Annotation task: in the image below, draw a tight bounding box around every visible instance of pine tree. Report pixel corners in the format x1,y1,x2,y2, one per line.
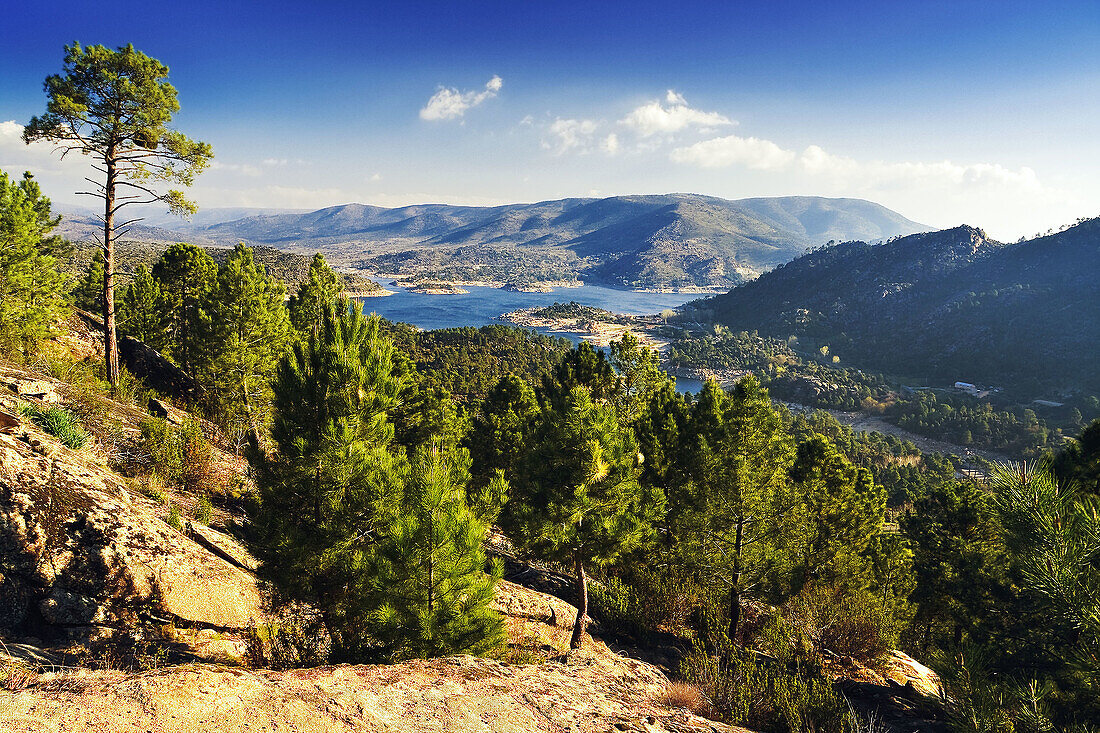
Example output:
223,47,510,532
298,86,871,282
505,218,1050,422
152,242,216,374
199,243,289,440
902,480,1008,651
509,384,663,648
681,377,797,639
608,331,671,425
248,298,407,659
118,264,170,352
789,434,886,592
468,374,540,487
0,170,69,359
288,252,342,337
366,439,504,660
71,252,105,312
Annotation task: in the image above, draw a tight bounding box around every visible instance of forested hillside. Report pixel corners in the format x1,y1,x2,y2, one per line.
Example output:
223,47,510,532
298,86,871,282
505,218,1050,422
693,219,1100,395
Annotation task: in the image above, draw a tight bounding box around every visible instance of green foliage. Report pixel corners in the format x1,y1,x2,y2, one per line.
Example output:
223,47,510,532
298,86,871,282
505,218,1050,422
386,324,572,401
20,402,89,449
165,503,183,531
70,252,105,312
365,440,504,661
192,496,214,524
508,361,664,647
196,243,289,433
783,582,894,661
681,621,850,732
23,42,213,216
902,480,1008,652
139,417,218,495
1053,419,1100,495
609,331,672,424
788,435,885,593
467,374,540,487
287,253,341,337
248,299,408,660
677,377,799,636
0,170,69,359
152,242,217,374
118,265,171,352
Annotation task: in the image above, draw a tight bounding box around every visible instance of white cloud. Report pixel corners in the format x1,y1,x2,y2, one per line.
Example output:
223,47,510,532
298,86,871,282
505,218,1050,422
601,133,620,155
261,157,288,167
797,144,1044,193
543,118,599,155
368,172,383,182
209,160,262,177
619,91,732,138
419,75,504,121
671,134,796,170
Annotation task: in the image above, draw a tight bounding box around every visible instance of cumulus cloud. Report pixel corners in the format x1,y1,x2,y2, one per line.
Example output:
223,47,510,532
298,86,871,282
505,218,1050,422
671,134,796,170
543,118,600,155
419,75,504,121
619,90,732,138
601,133,620,155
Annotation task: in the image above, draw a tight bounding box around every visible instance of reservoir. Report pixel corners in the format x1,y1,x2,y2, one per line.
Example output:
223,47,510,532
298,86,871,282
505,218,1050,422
356,279,707,393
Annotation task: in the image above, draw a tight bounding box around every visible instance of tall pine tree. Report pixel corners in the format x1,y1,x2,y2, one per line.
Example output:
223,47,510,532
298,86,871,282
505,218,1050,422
287,252,342,338
366,439,504,660
118,264,170,352
509,383,663,648
681,377,797,639
0,170,69,359
248,298,407,659
199,243,289,440
152,242,216,374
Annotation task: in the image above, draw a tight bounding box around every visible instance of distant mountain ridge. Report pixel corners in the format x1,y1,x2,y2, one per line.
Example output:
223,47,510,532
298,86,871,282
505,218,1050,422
58,195,927,289
694,219,1100,393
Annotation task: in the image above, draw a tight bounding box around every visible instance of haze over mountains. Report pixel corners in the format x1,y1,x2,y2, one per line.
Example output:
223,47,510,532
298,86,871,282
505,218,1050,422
693,218,1100,395
57,194,927,289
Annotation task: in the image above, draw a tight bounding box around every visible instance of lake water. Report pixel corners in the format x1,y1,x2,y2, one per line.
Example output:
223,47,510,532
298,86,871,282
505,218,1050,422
357,279,700,329
357,279,706,393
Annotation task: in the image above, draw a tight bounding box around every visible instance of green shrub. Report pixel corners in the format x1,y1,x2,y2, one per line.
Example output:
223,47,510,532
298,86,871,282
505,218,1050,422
680,619,851,733
590,570,701,639
140,417,222,496
192,496,214,524
20,402,90,449
165,504,183,531
784,582,894,662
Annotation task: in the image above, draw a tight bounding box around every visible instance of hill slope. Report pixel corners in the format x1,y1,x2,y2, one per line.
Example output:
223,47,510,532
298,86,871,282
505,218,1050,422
195,194,927,289
695,219,1100,394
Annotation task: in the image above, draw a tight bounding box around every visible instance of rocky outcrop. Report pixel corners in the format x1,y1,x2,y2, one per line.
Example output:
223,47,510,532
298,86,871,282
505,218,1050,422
0,422,262,642
0,650,744,733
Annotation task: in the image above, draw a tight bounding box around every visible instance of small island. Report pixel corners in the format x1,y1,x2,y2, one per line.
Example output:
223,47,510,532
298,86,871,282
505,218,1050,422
500,301,671,351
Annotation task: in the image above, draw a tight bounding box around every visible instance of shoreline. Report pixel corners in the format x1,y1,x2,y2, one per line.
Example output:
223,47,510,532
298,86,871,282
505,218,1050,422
351,269,726,295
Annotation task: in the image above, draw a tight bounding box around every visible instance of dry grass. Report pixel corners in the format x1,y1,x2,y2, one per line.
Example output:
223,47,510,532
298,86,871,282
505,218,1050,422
658,681,711,717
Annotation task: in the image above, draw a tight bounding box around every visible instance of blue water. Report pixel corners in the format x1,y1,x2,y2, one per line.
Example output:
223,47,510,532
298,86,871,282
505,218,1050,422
357,279,698,330
356,280,705,393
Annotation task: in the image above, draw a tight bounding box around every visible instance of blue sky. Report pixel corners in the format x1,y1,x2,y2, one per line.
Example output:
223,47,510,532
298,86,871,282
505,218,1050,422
2,0,1098,240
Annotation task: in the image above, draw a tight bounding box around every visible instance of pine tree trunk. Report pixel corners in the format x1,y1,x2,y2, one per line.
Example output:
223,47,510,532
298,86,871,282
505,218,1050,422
728,516,744,640
569,552,588,650
103,152,119,387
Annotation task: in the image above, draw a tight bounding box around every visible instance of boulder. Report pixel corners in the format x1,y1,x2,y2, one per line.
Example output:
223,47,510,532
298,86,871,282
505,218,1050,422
0,429,263,639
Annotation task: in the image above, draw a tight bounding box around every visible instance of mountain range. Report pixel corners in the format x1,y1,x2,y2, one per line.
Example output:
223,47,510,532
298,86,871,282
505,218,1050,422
692,218,1100,395
56,195,927,289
